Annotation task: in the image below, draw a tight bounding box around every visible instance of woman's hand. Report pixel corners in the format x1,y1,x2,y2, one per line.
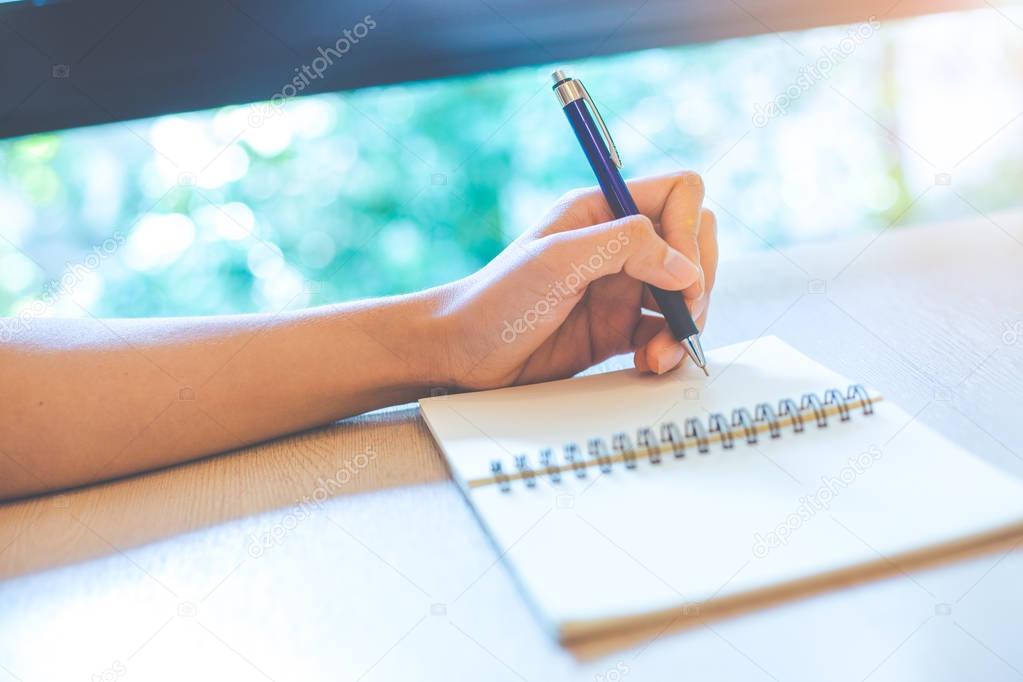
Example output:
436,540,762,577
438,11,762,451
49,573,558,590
0,170,716,497
435,171,718,390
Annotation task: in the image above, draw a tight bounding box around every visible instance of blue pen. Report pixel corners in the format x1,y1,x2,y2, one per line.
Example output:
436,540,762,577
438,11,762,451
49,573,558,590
551,69,708,374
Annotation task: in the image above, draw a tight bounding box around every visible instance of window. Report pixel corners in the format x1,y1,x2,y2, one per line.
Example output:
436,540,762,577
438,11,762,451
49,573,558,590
0,6,1020,321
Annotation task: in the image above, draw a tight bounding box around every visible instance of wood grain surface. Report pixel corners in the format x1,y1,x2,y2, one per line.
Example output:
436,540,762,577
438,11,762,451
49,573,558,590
1,209,1022,681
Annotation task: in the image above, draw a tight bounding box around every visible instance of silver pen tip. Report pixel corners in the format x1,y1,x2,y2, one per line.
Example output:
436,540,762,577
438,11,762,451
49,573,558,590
682,336,708,375
551,69,569,84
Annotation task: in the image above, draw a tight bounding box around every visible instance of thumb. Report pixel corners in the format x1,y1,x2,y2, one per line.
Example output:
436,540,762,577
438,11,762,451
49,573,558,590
537,214,701,293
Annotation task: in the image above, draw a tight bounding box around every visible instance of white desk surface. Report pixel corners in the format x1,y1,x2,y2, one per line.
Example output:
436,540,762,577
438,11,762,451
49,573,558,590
2,209,1022,681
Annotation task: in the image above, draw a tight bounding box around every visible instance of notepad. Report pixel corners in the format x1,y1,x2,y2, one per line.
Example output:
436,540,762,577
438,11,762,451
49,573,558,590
419,336,1023,642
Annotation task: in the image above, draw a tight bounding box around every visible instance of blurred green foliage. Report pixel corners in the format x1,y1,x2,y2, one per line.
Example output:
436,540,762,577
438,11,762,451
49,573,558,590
0,7,1021,319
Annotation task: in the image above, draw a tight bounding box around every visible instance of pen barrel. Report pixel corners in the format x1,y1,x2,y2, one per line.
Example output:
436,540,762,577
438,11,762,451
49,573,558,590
650,286,700,340
563,99,635,217
562,99,699,342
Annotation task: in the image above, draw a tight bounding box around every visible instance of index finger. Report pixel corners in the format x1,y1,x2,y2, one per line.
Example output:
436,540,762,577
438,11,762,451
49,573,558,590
563,171,705,229
648,173,705,299
543,172,707,297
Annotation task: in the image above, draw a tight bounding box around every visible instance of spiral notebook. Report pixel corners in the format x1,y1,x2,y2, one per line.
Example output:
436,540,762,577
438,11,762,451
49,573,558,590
420,336,1023,642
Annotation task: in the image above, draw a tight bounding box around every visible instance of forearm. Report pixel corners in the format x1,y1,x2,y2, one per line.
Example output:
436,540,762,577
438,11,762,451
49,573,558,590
0,172,716,500
0,290,449,499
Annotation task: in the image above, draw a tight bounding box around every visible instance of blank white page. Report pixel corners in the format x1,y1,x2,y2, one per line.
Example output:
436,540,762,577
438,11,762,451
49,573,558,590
420,336,1023,640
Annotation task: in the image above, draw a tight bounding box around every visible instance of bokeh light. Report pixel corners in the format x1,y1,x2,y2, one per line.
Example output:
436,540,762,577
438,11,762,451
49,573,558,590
0,7,1021,319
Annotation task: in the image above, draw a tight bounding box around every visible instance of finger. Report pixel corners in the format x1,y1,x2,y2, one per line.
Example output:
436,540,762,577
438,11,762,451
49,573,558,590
639,304,711,375
540,171,705,239
631,312,665,349
642,287,660,312
640,326,684,375
539,214,700,293
631,312,665,373
634,348,650,373
634,172,705,226
643,206,717,314
565,173,706,302
644,210,718,314
658,181,706,302
685,208,718,319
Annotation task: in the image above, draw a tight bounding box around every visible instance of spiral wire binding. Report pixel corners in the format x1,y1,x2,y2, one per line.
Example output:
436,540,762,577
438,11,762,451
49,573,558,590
477,384,878,492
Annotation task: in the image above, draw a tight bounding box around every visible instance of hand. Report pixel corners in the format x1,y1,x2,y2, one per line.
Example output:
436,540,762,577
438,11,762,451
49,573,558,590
435,171,718,390
0,171,716,497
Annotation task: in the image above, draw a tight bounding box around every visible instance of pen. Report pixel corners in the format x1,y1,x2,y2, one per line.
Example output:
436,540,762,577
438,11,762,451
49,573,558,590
551,69,708,375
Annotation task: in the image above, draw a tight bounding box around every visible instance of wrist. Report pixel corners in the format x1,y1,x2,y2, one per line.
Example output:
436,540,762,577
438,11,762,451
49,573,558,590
359,283,463,397
405,280,464,392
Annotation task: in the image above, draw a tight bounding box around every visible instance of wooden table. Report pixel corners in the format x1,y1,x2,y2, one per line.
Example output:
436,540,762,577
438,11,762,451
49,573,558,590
2,209,1022,681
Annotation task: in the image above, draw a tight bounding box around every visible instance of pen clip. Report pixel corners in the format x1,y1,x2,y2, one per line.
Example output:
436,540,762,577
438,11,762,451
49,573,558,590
577,81,622,169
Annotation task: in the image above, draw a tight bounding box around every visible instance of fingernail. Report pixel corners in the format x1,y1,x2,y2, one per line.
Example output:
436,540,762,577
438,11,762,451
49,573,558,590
663,249,699,287
653,344,685,374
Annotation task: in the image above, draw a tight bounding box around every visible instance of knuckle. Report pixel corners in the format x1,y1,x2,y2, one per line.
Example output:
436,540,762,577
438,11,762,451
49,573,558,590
554,189,582,207
624,214,656,244
557,186,600,210
538,230,570,258
533,232,572,272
